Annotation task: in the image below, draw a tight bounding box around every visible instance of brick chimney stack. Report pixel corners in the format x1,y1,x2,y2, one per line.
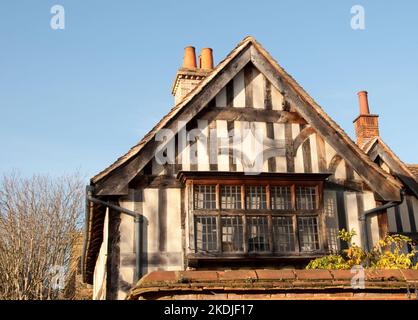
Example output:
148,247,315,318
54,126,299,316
353,91,379,146
172,46,213,104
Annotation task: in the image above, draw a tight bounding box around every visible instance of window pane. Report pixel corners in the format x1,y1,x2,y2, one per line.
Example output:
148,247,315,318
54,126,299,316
195,216,218,252
271,186,292,210
298,216,320,252
221,216,244,252
296,186,317,210
247,216,270,252
221,186,242,209
246,186,267,209
194,185,216,209
272,216,295,252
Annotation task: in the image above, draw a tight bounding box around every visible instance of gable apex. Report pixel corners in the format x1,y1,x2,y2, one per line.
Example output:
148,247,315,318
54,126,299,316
91,36,402,201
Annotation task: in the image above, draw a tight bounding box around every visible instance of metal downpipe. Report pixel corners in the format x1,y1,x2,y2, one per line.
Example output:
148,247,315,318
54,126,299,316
359,190,405,252
85,186,143,282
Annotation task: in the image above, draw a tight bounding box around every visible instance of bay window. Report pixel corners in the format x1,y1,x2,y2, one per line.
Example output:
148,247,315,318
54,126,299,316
179,172,329,259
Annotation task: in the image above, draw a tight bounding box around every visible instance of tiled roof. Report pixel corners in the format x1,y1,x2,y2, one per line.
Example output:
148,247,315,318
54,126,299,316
126,269,418,300
407,165,418,180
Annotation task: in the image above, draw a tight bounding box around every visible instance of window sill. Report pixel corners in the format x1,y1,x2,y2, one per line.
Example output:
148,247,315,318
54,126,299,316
187,252,324,260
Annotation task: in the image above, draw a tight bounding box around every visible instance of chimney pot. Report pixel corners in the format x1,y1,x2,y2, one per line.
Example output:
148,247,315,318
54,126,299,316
172,46,210,104
200,48,214,70
182,46,197,69
357,90,370,115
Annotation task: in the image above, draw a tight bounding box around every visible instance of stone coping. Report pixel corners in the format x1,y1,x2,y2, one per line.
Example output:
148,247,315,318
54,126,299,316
126,269,418,300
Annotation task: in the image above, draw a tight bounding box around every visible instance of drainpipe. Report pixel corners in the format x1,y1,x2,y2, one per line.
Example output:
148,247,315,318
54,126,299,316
86,186,144,282
81,186,92,283
359,189,405,252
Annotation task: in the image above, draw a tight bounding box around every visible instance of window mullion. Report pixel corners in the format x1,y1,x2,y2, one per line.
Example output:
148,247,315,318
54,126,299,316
319,212,326,252
242,215,248,254
241,184,247,253
266,185,271,210
268,214,273,253
191,181,195,210
216,184,220,210
293,214,300,254
217,213,222,253
291,184,296,210
241,185,245,209
316,184,321,210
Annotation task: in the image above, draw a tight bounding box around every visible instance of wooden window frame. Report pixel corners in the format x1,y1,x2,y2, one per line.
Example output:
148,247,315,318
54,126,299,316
184,173,328,258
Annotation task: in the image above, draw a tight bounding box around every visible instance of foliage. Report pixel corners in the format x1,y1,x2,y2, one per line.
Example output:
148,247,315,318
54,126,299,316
370,234,416,269
306,228,418,270
306,254,349,270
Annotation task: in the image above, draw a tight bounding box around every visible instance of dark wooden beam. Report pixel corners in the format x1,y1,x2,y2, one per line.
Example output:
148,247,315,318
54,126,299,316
177,171,332,185
198,107,306,124
293,126,315,152
328,154,343,175
316,134,326,172
244,63,253,108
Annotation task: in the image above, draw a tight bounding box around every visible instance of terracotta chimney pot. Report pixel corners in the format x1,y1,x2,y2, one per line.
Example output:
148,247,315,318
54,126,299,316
172,46,211,104
183,46,197,69
357,91,370,115
200,48,214,70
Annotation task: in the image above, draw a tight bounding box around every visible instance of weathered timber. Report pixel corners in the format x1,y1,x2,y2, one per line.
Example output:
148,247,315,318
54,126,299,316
264,78,272,110
198,107,306,124
300,124,313,173
266,122,276,172
316,134,327,172
293,126,315,152
244,63,253,108
328,154,343,175
284,123,295,172
227,120,236,172
367,142,418,199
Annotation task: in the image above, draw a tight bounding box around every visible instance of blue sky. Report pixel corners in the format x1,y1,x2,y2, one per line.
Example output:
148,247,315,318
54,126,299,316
1,0,417,179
